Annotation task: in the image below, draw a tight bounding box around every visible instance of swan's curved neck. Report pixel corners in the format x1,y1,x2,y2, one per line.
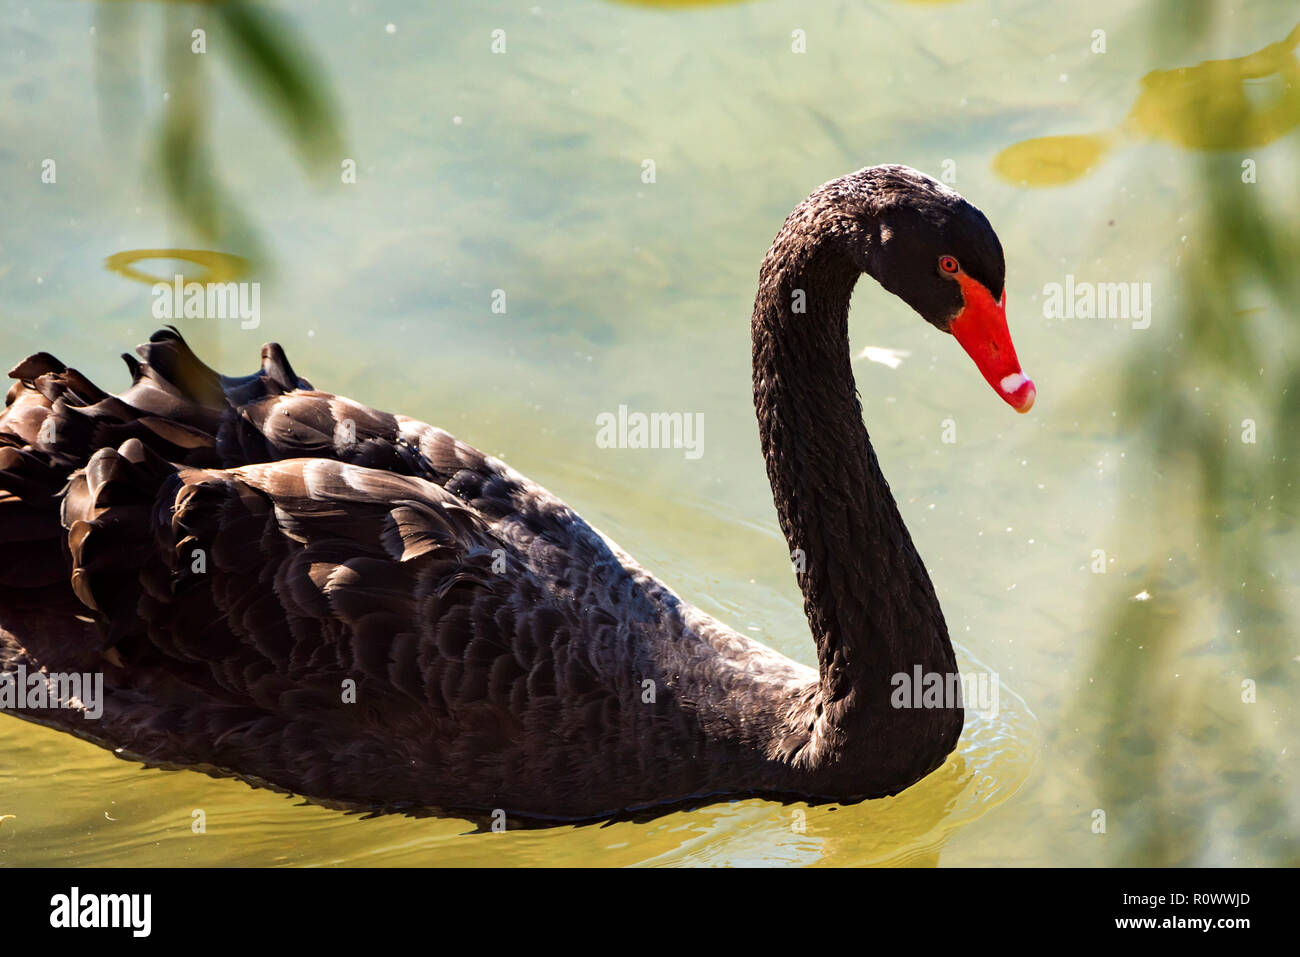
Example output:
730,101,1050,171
751,203,957,731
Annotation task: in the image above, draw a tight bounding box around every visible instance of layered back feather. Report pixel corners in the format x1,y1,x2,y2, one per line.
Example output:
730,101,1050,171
0,330,818,819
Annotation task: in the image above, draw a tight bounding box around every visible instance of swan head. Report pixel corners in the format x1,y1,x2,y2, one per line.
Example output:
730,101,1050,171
854,166,1035,413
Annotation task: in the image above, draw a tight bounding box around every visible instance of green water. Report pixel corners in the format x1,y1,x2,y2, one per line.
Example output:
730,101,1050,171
1,0,1297,866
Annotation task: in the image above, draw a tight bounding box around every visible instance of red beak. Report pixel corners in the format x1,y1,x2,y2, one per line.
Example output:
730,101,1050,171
949,275,1035,413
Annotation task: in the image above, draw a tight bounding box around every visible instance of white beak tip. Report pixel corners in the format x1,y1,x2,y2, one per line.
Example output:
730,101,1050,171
1000,372,1029,394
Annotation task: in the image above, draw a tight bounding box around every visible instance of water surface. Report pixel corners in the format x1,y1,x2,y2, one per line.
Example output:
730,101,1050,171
1,0,1296,866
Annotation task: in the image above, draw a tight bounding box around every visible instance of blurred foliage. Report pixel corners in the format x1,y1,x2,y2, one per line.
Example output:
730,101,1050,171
94,0,344,271
1071,3,1300,865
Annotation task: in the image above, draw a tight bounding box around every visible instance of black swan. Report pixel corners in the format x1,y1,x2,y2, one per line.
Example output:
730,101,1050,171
0,165,1033,821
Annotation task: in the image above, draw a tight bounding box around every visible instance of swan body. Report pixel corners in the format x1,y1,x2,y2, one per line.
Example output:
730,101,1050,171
0,166,1032,821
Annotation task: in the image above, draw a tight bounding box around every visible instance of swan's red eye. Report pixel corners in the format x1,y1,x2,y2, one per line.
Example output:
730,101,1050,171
939,256,959,274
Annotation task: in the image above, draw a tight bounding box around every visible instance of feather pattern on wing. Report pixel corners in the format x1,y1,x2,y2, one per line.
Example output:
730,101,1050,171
0,330,817,818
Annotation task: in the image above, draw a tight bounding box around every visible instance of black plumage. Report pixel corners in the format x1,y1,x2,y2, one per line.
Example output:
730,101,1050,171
0,166,1006,821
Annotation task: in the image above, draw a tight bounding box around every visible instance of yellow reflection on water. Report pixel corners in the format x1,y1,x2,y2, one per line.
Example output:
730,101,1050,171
995,22,1300,186
104,248,249,286
608,0,750,7
612,0,962,6
994,132,1117,186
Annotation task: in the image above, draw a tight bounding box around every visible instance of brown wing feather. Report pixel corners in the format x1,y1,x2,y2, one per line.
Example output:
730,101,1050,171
0,329,811,819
